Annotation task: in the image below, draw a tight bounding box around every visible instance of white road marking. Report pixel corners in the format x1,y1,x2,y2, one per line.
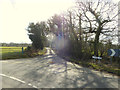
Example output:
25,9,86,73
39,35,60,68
45,48,50,55
45,48,56,55
13,62,22,64
51,49,55,54
0,61,8,63
9,76,25,84
0,73,37,88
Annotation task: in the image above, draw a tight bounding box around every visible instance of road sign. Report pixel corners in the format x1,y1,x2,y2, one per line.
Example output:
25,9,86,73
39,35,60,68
58,34,62,40
92,56,102,63
108,49,120,57
92,56,102,60
58,31,64,40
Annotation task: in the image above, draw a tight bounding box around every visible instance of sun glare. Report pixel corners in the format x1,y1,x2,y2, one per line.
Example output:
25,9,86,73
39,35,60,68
0,0,75,43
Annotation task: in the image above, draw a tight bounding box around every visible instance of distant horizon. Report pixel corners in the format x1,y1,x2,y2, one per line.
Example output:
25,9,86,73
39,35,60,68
0,42,32,44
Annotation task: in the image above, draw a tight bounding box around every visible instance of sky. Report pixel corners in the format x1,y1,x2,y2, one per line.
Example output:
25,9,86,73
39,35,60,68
0,0,119,43
0,0,75,43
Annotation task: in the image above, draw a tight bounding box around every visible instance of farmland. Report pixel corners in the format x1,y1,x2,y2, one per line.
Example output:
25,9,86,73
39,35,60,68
0,47,27,60
0,47,47,60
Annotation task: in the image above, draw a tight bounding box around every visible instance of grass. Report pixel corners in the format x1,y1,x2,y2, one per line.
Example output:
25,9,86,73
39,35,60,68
88,62,120,76
65,57,120,76
1,47,26,54
0,47,46,60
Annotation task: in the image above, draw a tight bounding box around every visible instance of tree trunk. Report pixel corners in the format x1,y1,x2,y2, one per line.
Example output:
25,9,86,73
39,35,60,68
94,26,101,56
79,14,82,41
78,14,82,52
69,12,78,43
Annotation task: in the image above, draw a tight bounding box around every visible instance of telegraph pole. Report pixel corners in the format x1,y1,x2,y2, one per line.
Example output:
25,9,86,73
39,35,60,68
118,2,120,45
62,15,64,49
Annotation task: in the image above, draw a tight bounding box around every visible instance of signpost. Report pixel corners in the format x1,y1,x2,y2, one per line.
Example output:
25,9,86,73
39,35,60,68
58,31,63,40
108,49,120,64
92,56,102,63
108,49,120,57
58,33,62,40
22,47,24,54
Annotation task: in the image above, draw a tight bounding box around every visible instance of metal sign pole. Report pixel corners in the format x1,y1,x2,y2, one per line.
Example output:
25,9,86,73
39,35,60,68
22,47,24,54
110,57,112,65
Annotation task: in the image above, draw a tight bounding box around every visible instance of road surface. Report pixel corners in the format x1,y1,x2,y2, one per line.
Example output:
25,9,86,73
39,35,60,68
0,48,120,88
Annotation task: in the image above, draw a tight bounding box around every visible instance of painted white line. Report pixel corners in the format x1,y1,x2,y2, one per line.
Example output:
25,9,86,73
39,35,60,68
0,61,8,63
0,74,37,88
51,49,55,55
33,85,37,88
9,76,25,83
45,48,50,55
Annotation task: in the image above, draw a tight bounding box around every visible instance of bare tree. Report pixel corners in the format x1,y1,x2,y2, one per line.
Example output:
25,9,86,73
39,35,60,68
76,0,118,56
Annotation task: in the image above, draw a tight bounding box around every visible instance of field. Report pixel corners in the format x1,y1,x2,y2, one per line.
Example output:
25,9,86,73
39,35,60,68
0,47,46,60
0,47,27,60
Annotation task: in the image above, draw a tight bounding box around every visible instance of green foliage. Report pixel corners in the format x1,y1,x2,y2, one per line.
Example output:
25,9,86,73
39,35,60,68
27,22,47,50
24,47,46,57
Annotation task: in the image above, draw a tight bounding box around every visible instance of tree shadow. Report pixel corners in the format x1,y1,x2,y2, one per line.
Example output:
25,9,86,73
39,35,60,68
61,62,119,88
3,48,119,88
22,55,119,88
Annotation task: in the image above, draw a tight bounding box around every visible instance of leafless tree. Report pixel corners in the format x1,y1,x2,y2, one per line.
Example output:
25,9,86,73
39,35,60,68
76,0,118,56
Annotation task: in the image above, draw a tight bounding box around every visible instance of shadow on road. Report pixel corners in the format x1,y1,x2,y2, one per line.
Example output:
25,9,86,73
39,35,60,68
22,51,119,88
2,48,119,88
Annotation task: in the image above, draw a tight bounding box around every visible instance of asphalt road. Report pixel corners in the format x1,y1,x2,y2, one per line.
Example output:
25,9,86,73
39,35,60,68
0,48,120,88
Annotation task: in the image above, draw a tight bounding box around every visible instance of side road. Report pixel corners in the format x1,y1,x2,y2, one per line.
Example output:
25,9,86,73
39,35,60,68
1,48,120,88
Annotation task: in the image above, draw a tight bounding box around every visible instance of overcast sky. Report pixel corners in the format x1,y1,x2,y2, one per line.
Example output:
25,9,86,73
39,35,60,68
0,0,119,43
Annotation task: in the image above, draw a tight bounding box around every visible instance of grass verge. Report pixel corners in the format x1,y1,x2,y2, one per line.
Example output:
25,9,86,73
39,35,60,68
69,58,120,76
